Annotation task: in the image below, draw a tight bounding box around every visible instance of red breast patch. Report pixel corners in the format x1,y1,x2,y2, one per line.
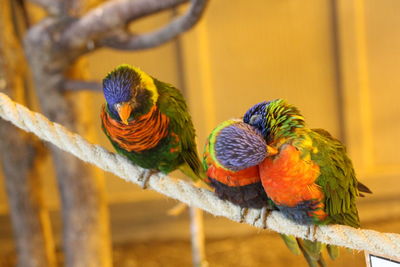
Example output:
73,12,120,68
101,105,169,152
259,145,324,207
206,165,260,187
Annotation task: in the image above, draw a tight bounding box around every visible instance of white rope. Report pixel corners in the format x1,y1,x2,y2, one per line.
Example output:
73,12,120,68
0,92,399,258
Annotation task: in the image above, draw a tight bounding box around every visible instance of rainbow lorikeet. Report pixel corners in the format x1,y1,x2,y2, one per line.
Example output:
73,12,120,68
202,118,331,266
243,99,372,266
202,119,276,208
101,64,204,186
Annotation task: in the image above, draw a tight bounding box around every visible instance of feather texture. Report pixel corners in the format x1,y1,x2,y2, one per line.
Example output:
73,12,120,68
244,99,370,227
101,65,203,179
203,119,271,207
243,99,371,266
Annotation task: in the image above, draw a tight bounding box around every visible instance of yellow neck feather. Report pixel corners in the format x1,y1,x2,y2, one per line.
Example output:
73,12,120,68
131,66,159,104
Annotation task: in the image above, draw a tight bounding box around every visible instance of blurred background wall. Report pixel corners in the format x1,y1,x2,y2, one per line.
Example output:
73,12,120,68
0,0,399,266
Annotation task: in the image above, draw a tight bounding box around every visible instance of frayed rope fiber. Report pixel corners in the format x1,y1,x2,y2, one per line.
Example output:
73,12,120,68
0,92,399,257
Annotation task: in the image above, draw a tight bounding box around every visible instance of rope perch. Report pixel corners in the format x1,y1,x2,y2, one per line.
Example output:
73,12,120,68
0,92,399,257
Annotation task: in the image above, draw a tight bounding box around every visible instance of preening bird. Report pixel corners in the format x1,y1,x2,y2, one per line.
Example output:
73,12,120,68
101,64,204,187
203,118,338,266
243,99,372,266
203,119,276,208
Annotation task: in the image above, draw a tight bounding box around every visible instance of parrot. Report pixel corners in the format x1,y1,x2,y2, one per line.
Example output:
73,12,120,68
243,99,372,266
202,118,333,266
202,119,276,208
101,64,204,186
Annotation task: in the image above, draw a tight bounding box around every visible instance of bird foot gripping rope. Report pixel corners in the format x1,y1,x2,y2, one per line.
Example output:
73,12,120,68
138,169,158,189
0,92,400,258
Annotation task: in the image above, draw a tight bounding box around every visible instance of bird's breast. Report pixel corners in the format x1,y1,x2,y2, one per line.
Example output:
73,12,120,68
259,145,323,207
206,165,260,187
101,105,170,152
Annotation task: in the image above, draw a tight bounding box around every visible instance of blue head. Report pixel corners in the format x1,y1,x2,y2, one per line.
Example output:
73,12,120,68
244,99,305,142
215,121,269,171
243,101,270,138
103,64,159,124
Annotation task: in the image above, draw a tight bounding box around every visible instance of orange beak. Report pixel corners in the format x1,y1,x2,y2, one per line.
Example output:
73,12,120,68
266,145,278,156
117,102,132,125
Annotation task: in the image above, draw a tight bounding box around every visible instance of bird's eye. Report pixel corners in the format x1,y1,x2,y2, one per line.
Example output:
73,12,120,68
114,103,121,111
249,114,261,125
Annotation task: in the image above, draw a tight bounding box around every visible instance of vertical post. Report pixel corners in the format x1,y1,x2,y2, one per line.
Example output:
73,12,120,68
189,206,207,267
0,1,56,266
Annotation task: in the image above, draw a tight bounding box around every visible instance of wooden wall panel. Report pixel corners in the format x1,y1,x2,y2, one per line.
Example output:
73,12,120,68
181,0,342,145
336,0,400,175
335,0,400,222
365,0,400,167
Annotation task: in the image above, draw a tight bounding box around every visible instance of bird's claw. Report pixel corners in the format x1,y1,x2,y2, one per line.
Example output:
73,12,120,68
306,225,318,241
239,207,248,223
138,169,158,189
261,206,269,229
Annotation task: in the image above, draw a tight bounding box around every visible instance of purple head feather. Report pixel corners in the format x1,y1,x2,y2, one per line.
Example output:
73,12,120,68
215,122,267,171
243,101,271,138
103,65,140,116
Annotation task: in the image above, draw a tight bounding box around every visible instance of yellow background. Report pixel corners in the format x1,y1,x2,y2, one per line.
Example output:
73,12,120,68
1,0,400,266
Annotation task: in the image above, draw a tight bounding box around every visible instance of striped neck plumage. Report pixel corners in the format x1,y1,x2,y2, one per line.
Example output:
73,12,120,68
101,105,169,152
128,65,159,105
264,99,305,142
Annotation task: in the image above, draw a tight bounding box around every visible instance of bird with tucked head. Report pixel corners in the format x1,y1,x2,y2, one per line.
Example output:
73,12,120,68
203,116,325,266
101,64,204,187
243,99,372,266
203,119,277,209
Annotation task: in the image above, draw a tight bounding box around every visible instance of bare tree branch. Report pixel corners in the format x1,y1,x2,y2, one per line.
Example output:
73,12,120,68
62,0,187,50
101,0,208,50
64,80,102,91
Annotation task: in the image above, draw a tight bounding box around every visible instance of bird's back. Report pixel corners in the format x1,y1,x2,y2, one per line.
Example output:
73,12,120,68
310,128,361,227
154,79,204,179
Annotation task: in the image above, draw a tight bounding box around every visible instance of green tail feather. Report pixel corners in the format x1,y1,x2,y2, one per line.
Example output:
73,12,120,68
280,234,301,255
179,162,206,181
327,244,340,260
300,239,322,259
280,234,332,267
297,239,325,267
317,256,327,267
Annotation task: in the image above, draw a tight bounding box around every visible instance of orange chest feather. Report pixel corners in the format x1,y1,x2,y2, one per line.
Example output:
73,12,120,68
101,105,170,152
259,145,323,207
206,165,260,187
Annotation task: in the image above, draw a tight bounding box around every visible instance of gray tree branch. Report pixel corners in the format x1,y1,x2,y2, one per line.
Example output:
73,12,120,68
62,0,187,50
101,0,208,50
64,80,102,91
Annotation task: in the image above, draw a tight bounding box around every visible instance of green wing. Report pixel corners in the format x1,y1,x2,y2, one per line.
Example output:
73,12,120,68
154,78,204,180
309,128,360,227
